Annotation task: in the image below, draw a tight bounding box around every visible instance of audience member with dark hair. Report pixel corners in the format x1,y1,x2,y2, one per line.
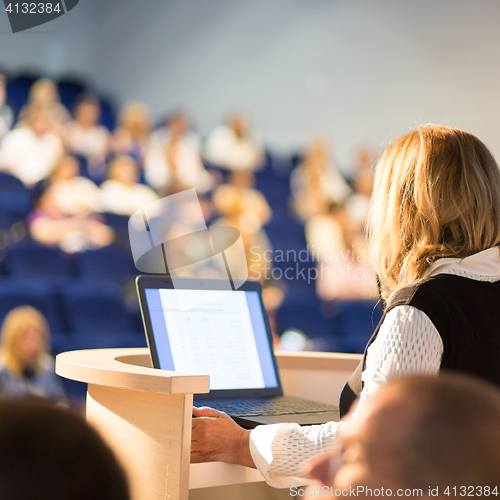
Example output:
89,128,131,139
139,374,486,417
145,126,213,193
204,111,264,172
65,95,111,173
0,306,65,401
306,374,500,497
0,398,130,500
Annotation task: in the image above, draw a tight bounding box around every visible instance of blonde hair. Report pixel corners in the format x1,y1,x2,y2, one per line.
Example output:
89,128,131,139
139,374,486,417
368,124,500,301
0,306,50,376
118,102,151,140
29,78,59,104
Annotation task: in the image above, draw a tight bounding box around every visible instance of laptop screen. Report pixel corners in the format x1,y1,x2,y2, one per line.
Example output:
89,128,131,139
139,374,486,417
144,288,279,391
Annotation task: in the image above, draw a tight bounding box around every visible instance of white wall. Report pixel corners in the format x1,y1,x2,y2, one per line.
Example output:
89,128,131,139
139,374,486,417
0,0,95,78
2,0,500,169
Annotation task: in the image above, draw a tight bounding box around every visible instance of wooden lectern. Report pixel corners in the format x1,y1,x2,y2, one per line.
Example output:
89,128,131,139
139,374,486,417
56,348,209,500
56,348,361,500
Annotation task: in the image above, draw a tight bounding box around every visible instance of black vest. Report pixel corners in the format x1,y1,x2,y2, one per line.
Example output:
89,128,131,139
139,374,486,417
339,274,500,417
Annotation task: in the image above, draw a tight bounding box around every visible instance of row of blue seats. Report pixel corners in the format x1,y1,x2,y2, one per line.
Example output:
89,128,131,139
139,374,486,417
0,269,379,351
0,240,136,285
0,278,142,334
275,296,382,354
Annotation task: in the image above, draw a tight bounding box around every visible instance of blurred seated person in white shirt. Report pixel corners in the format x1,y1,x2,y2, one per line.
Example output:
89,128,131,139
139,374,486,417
100,155,159,215
148,109,201,153
65,95,111,173
0,73,14,140
306,202,377,300
0,106,63,186
204,111,264,171
49,155,101,215
29,186,113,253
113,102,152,163
145,132,213,194
291,138,352,221
18,78,70,134
0,306,65,402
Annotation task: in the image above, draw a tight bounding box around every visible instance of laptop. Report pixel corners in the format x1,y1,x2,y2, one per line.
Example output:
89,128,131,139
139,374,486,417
136,275,340,429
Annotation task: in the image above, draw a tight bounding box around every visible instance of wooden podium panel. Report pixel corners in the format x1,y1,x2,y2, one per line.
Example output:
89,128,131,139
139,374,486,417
56,348,209,500
56,348,361,500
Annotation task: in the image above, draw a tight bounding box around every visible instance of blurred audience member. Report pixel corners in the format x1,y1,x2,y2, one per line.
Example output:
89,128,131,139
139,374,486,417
345,167,373,228
113,101,152,162
291,138,351,220
204,111,264,171
0,73,13,140
49,155,101,215
213,171,271,226
19,78,70,131
30,186,113,252
306,202,347,257
305,374,500,497
145,133,213,194
0,398,130,499
0,106,63,186
100,155,158,215
307,202,376,300
66,95,111,173
212,173,271,282
151,110,201,152
0,306,65,401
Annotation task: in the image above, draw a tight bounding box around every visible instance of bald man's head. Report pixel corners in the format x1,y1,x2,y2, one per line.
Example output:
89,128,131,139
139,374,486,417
385,375,500,489
307,374,500,496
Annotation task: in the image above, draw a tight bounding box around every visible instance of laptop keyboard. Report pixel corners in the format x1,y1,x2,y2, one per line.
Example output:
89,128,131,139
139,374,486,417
210,396,338,417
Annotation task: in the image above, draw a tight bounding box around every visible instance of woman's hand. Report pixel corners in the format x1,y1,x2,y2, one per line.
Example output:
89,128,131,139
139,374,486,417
191,407,255,468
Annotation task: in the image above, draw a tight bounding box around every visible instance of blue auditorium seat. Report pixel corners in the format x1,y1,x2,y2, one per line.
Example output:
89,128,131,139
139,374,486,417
275,302,341,351
255,175,290,207
62,281,132,334
100,212,130,233
0,279,65,332
75,245,136,285
5,73,39,115
99,96,117,131
267,152,295,178
336,300,383,353
0,212,25,232
0,172,32,216
57,78,87,111
5,240,73,279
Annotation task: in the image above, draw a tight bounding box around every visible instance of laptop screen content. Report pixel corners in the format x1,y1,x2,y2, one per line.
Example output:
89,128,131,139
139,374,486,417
144,288,279,391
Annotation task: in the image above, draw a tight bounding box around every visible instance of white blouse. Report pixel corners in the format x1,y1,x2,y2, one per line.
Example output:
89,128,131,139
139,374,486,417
249,247,500,487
